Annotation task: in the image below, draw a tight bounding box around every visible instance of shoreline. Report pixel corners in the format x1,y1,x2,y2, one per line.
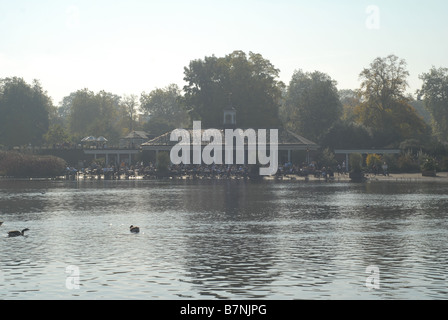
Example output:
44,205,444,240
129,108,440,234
264,172,448,182
1,172,447,183
363,172,448,182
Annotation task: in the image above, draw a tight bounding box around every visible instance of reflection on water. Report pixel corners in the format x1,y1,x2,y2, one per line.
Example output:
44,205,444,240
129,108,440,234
0,179,448,299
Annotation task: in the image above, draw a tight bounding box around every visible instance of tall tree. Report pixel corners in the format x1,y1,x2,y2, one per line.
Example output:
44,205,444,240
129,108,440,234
354,55,428,146
57,91,78,126
122,94,139,132
417,67,448,141
44,124,70,146
281,70,342,143
320,120,373,150
93,90,122,142
66,89,123,143
339,89,361,122
68,88,98,136
0,77,51,147
183,51,283,128
140,84,185,121
140,84,189,136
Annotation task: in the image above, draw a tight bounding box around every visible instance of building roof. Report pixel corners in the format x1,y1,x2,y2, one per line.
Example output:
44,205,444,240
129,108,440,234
121,131,150,140
278,129,318,146
141,127,318,151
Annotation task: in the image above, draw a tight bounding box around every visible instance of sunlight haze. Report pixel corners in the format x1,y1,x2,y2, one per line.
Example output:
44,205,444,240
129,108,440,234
1,0,447,104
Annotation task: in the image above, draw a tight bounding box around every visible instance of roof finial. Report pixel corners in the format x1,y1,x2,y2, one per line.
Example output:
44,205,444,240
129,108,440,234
223,93,236,128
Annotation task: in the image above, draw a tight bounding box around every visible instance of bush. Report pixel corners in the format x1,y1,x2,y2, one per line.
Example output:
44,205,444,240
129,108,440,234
439,156,448,171
382,154,398,172
349,153,363,173
397,151,420,172
317,148,338,169
0,151,6,175
421,156,437,172
156,152,170,175
0,151,66,178
366,154,382,169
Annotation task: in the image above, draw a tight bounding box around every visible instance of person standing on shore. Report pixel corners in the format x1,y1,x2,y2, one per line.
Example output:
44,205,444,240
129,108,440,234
382,162,388,176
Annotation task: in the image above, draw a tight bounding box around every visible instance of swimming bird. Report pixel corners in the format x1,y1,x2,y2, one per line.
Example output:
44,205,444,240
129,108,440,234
130,225,140,233
0,221,3,226
8,228,29,237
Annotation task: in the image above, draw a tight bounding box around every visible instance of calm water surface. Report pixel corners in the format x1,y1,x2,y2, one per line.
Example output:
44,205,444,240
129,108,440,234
0,178,447,299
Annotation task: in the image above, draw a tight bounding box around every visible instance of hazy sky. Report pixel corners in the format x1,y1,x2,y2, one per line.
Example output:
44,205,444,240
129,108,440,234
1,0,447,105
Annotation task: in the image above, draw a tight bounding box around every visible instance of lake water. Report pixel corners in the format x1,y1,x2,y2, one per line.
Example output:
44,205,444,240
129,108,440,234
0,178,447,300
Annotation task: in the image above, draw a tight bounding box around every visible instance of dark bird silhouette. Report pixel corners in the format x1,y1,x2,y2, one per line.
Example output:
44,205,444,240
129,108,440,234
8,228,29,237
130,225,140,233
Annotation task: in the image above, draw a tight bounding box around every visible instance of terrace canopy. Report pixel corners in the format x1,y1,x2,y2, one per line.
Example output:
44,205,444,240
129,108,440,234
81,136,97,142
119,131,151,149
141,127,319,165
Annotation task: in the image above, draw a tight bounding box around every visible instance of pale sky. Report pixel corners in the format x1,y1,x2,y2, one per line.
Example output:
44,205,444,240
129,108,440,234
1,0,447,105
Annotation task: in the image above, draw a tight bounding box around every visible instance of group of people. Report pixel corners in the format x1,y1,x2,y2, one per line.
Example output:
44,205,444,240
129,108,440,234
64,160,354,180
370,162,389,176
66,162,253,180
64,157,390,180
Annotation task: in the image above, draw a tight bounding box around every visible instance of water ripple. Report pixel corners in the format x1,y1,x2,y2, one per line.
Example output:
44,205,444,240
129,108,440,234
1,180,448,299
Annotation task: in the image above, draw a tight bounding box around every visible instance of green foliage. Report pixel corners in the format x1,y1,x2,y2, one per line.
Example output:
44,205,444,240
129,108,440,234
399,139,427,154
156,152,170,173
0,77,51,147
409,99,432,125
418,67,448,142
359,55,409,102
366,154,382,168
282,70,342,143
339,89,361,123
320,120,373,149
382,154,398,172
183,50,283,128
349,153,363,173
0,151,66,177
143,116,178,137
44,124,70,146
66,89,123,144
140,84,189,135
356,99,429,147
397,151,420,172
439,156,448,171
121,94,139,132
354,55,430,147
420,155,437,172
2,51,446,163
316,148,338,168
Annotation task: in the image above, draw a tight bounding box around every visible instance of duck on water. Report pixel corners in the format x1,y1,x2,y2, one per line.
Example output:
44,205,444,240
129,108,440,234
8,228,29,237
130,225,140,233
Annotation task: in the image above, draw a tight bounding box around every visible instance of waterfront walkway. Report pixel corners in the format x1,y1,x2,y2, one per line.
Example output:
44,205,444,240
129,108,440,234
68,170,448,182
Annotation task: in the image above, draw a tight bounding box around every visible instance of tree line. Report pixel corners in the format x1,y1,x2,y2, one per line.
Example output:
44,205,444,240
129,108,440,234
1,51,447,161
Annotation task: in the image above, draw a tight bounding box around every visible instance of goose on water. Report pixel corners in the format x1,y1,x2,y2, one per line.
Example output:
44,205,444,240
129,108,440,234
130,225,140,233
8,228,29,237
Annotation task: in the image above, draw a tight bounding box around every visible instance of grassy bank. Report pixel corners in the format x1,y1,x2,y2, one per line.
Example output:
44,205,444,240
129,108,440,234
0,151,66,178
